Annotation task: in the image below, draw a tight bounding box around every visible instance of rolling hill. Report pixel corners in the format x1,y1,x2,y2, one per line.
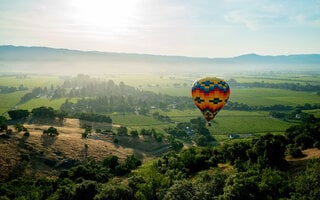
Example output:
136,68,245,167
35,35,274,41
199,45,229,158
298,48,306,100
1,45,319,75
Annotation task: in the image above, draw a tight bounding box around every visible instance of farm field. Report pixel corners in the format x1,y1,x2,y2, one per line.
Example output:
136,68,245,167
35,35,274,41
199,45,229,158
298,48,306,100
18,98,78,111
109,74,320,106
231,88,320,106
0,91,26,114
0,75,63,88
234,75,320,85
156,109,296,140
1,74,319,144
110,109,297,143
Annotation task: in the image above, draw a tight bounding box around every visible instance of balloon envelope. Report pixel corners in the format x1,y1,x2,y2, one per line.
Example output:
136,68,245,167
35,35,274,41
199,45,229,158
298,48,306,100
191,77,230,123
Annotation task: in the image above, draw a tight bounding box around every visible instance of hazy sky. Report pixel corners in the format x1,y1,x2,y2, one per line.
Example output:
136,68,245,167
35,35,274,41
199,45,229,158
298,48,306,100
1,0,319,57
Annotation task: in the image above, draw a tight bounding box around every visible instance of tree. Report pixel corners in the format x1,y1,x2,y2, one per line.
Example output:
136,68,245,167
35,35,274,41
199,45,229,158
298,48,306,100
0,116,8,132
193,170,227,199
247,133,287,169
194,134,209,146
117,126,128,136
259,168,289,200
291,159,320,199
32,106,55,120
124,155,142,170
163,180,195,200
14,123,26,132
94,181,134,200
74,180,98,200
170,139,183,151
130,130,139,137
43,126,59,136
103,156,119,171
8,109,29,120
222,171,260,200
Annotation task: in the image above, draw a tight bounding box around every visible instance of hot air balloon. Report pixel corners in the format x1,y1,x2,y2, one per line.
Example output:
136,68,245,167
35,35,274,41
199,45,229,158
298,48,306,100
191,77,230,126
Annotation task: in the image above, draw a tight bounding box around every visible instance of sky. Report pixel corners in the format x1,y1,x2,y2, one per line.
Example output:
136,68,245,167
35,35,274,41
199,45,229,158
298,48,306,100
0,0,320,58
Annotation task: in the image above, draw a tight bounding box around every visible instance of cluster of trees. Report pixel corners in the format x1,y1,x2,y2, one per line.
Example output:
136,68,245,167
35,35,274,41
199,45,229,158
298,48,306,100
225,101,320,112
111,117,213,148
129,121,319,199
7,107,66,124
165,117,216,146
228,78,320,92
19,86,54,104
152,112,172,122
0,155,141,200
2,120,319,199
78,113,112,123
60,93,191,115
270,110,318,123
286,122,320,154
115,127,165,143
0,84,27,94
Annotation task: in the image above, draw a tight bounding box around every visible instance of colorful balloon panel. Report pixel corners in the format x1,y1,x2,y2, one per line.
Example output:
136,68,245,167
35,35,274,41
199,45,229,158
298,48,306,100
191,77,230,122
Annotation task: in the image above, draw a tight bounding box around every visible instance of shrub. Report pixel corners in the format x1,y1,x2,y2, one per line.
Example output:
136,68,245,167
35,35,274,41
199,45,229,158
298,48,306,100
43,126,59,137
23,132,30,137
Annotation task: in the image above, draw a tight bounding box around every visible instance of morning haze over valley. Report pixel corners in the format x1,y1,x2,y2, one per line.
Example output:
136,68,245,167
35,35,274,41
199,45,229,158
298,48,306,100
0,0,320,199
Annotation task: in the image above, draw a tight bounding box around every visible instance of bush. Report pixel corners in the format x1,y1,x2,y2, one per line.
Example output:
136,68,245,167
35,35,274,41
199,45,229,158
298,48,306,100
82,132,88,138
43,126,59,137
14,124,25,132
23,132,30,137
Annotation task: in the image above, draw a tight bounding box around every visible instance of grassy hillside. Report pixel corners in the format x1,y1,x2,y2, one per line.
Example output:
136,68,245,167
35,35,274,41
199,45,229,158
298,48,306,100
0,118,171,181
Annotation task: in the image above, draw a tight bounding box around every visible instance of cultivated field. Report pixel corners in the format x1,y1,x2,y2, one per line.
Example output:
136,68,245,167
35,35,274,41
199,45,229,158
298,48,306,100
1,73,319,143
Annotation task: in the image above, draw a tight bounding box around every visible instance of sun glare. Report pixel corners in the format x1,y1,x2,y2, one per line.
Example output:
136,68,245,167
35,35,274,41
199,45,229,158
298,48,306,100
69,0,139,29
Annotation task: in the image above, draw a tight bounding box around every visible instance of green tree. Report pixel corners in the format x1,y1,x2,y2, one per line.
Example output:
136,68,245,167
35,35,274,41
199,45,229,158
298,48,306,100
32,106,55,120
124,155,142,170
290,159,320,199
130,130,139,137
94,181,134,200
193,170,227,199
194,134,209,146
43,126,59,136
247,133,287,169
163,180,195,200
117,126,128,136
170,139,183,151
0,116,8,132
14,123,25,132
222,171,260,200
74,180,98,200
258,169,289,200
8,109,29,120
102,155,119,171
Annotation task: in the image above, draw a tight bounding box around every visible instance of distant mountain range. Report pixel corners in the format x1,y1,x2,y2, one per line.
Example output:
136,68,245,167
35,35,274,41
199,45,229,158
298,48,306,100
0,45,319,75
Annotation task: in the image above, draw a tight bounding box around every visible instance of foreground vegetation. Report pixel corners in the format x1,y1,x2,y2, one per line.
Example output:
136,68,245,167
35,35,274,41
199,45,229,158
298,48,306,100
0,119,319,199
